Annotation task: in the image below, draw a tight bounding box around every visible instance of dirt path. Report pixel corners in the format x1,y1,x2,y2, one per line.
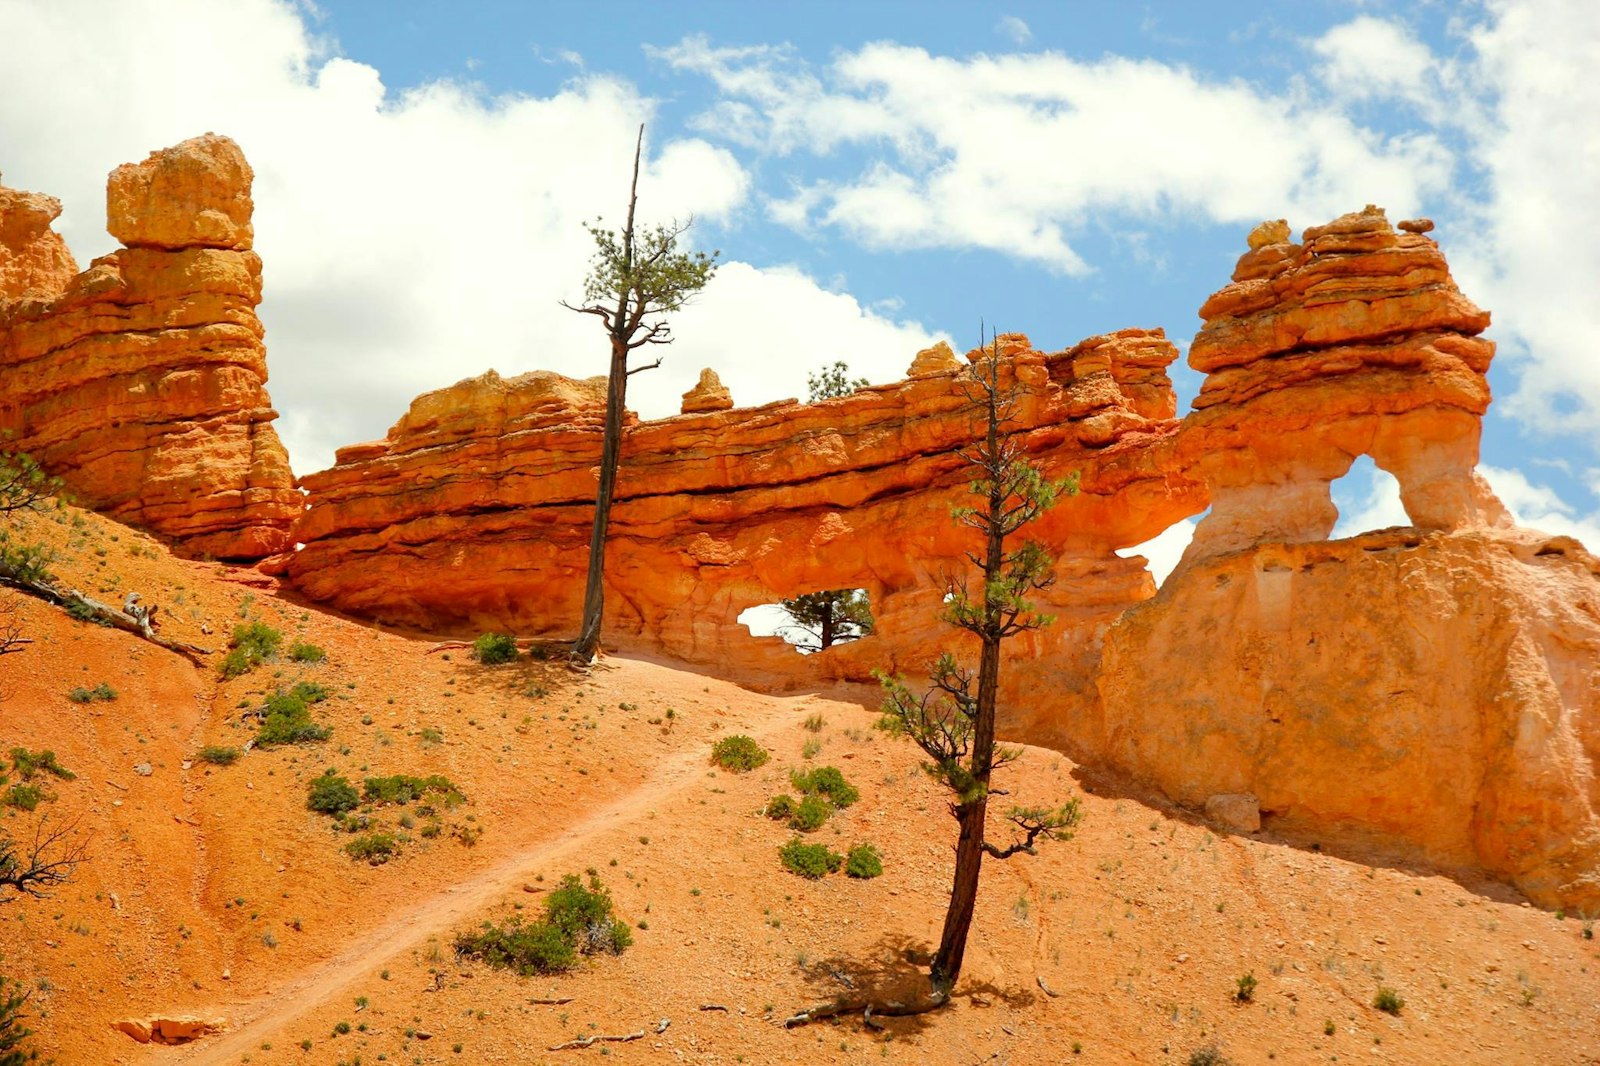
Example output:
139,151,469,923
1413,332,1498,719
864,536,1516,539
170,711,798,1065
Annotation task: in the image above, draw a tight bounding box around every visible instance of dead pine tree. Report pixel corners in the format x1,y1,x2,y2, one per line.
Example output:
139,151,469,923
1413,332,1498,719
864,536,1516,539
787,332,1083,1026
563,124,718,665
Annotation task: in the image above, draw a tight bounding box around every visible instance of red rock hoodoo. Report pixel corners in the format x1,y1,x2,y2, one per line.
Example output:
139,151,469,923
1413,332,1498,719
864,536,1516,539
0,135,297,559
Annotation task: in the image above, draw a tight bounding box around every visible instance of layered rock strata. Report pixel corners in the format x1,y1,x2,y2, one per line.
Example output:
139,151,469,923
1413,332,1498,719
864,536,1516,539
286,328,1203,716
1178,206,1509,567
0,135,297,558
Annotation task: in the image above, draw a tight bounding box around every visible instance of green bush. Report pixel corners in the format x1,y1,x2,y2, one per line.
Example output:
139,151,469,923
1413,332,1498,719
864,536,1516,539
363,774,464,807
307,772,360,815
197,746,241,766
1,784,45,812
790,765,859,807
710,735,768,773
288,642,326,663
1187,1046,1233,1066
66,682,116,704
545,874,632,955
779,837,843,879
221,621,284,678
1373,986,1404,1015
456,873,631,976
763,794,796,821
1235,972,1257,1003
344,831,401,865
8,748,74,781
455,917,576,976
472,632,518,665
845,842,883,879
1,974,41,1066
789,794,831,832
256,683,332,747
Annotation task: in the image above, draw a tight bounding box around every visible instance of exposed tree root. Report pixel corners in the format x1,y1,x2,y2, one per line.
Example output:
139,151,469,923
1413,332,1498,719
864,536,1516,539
548,1018,668,1050
781,990,948,1029
0,570,211,663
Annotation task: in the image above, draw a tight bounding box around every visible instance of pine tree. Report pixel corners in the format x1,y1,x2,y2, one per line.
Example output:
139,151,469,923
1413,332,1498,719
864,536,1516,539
564,126,718,664
877,333,1083,1002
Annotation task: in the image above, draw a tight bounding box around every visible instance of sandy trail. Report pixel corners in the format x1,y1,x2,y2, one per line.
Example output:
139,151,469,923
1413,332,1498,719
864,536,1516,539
171,708,799,1065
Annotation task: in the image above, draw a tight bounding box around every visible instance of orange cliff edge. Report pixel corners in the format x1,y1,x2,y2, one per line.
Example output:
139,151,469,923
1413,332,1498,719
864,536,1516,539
0,134,298,560
2,136,1596,910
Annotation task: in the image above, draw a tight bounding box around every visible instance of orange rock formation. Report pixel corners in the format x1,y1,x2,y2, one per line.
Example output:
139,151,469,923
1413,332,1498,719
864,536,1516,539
282,206,1600,909
285,328,1201,695
0,135,297,559
681,367,734,413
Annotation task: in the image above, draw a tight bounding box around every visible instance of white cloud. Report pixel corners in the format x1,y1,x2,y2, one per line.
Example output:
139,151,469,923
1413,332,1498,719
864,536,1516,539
1482,465,1600,549
1312,15,1444,110
0,0,936,474
657,37,1457,272
1450,0,1600,456
996,15,1033,46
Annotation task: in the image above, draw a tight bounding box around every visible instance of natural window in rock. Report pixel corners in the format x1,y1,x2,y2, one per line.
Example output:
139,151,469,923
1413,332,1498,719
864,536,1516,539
1331,455,1407,538
738,588,874,654
1116,512,1204,591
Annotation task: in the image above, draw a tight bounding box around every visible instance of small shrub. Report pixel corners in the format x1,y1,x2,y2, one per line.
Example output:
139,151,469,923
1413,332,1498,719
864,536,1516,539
288,642,326,663
419,727,443,747
845,842,883,879
455,918,575,976
1235,972,1257,1003
8,748,74,781
256,684,331,747
1372,986,1404,1015
66,682,116,704
763,794,797,821
779,837,842,879
1,975,42,1066
1187,1046,1233,1066
198,745,241,766
344,831,401,865
456,873,631,975
308,772,360,815
472,632,518,665
364,774,465,807
802,712,826,733
789,794,831,832
221,621,284,678
545,874,631,955
789,765,859,807
2,783,46,812
710,734,768,773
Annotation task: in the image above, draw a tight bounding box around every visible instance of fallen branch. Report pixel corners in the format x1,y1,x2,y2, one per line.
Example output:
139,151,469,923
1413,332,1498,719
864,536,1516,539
549,1019,667,1051
698,1004,729,1012
782,990,947,1029
1036,975,1060,998
529,997,574,1006
0,569,211,664
426,637,573,656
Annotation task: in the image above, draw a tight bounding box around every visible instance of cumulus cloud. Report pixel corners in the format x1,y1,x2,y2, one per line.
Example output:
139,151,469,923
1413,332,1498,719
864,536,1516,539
0,0,936,472
655,35,1456,272
1482,465,1600,550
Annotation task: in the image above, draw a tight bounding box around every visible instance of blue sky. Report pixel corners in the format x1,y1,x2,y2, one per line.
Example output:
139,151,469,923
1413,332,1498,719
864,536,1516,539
2,0,1598,576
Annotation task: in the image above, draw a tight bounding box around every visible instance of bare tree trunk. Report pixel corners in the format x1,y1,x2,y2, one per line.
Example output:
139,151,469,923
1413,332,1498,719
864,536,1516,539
572,126,644,665
572,338,629,663
819,600,835,650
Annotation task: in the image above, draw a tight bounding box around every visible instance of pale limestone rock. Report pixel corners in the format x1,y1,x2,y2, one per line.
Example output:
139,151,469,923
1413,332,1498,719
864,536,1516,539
681,367,733,414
